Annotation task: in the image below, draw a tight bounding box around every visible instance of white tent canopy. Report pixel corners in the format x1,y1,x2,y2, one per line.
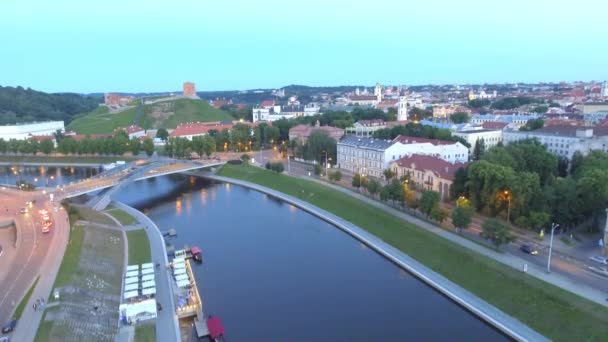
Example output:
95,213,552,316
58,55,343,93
126,270,139,278
141,274,155,282
142,280,156,289
173,268,186,276
141,268,154,275
123,290,139,300
176,279,190,288
175,274,189,282
125,277,139,285
142,287,156,296
141,263,154,269
124,283,139,292
126,265,139,271
119,299,157,323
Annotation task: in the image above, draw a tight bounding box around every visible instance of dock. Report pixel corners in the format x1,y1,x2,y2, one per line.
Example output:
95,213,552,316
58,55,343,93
162,228,177,237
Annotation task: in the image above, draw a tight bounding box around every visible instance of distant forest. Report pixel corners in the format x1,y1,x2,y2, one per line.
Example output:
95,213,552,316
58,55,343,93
0,86,101,125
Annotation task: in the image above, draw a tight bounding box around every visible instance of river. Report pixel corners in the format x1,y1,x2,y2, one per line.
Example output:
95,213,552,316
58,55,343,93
113,174,508,341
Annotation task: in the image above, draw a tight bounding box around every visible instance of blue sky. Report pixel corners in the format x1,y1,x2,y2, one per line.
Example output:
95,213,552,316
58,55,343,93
0,0,606,93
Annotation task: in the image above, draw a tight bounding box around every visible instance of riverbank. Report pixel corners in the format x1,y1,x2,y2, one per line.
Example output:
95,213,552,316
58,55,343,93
0,155,137,166
215,163,608,341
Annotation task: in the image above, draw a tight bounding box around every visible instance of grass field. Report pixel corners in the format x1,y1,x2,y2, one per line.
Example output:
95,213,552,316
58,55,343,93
0,155,137,164
75,206,117,226
107,208,137,226
13,276,39,320
217,163,608,341
139,98,233,129
67,105,138,134
126,229,152,265
52,224,85,289
134,324,156,342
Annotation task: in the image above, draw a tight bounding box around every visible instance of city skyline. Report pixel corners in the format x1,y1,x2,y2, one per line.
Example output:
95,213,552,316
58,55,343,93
1,0,607,93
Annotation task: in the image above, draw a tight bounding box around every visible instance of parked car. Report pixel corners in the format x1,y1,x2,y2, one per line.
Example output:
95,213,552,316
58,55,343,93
589,256,608,265
520,244,538,255
1,320,16,334
588,266,608,278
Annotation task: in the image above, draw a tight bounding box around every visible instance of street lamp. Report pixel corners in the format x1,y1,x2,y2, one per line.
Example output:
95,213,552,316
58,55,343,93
547,222,559,273
503,190,511,223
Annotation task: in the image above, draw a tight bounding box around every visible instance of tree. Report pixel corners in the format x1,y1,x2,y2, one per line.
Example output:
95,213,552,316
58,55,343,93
473,138,485,160
449,167,468,200
328,170,342,182
557,156,569,177
481,218,514,249
532,105,548,114
570,151,584,176
156,128,169,141
39,139,54,155
201,135,216,157
520,118,544,131
366,179,382,198
450,112,469,124
142,138,154,157
419,191,440,217
430,206,450,223
528,211,551,232
383,169,396,184
352,172,362,189
452,205,473,232
129,137,141,155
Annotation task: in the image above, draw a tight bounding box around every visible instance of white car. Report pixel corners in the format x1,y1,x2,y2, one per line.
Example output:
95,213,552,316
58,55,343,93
589,256,608,265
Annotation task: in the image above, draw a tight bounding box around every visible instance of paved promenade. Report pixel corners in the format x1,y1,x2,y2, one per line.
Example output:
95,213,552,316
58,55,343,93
113,201,180,342
203,174,548,342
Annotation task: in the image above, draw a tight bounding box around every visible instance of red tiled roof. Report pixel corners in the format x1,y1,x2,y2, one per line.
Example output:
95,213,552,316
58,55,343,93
260,100,275,107
70,134,112,141
114,125,144,135
393,154,467,180
481,122,508,130
393,135,456,146
170,121,264,137
289,124,344,139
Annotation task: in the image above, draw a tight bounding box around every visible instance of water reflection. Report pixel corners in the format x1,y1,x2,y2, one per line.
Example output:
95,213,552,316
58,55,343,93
0,165,99,187
113,175,508,342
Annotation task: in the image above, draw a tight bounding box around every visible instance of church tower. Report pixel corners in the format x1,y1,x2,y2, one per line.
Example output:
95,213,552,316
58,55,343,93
374,82,382,102
602,81,608,97
398,95,408,121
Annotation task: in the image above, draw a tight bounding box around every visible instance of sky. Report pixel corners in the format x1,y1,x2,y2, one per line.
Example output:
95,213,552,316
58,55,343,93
0,0,607,93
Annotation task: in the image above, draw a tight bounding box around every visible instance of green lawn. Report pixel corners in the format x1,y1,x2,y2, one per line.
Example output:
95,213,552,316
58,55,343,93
218,164,608,341
52,224,85,290
67,105,138,134
75,206,117,226
134,324,156,342
107,208,137,226
126,229,152,265
0,155,137,164
139,98,233,129
13,276,39,320
34,306,60,342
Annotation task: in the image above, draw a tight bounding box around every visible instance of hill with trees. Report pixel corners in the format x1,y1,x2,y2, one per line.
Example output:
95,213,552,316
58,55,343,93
68,98,234,134
0,85,101,124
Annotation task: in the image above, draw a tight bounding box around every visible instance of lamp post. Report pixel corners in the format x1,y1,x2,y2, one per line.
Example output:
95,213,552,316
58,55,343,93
504,190,511,223
547,222,560,273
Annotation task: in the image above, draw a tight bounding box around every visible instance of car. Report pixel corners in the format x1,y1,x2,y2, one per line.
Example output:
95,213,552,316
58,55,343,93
520,244,539,255
19,208,27,214
589,256,608,265
39,209,48,215
41,215,50,221
1,320,16,334
588,266,608,278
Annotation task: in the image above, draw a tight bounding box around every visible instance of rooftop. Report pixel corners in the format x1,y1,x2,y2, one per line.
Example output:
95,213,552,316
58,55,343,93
338,135,395,150
393,135,458,146
392,154,467,180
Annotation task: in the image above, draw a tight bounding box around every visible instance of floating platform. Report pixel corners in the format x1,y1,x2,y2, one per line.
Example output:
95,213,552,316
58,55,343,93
162,228,177,237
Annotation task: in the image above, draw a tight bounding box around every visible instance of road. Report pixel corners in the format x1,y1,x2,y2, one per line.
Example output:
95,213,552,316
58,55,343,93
250,150,608,295
0,186,68,330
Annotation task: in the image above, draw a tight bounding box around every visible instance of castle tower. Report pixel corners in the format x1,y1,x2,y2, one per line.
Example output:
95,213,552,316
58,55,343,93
183,82,196,97
398,95,408,121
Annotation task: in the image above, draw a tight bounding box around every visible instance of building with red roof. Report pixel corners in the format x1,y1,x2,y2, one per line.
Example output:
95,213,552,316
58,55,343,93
389,154,468,200
113,125,146,139
289,123,344,144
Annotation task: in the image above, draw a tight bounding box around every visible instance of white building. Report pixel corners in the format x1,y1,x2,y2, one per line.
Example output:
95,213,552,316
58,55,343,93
0,121,64,140
470,113,539,129
468,90,497,101
602,81,608,98
252,102,320,123
345,120,387,138
503,126,608,160
453,129,503,154
337,135,469,178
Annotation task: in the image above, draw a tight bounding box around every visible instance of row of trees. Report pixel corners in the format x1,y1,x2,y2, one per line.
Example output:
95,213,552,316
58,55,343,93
0,132,155,157
164,135,216,158
452,139,608,232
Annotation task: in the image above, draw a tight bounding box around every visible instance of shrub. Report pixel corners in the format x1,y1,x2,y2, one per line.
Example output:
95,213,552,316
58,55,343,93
240,154,251,162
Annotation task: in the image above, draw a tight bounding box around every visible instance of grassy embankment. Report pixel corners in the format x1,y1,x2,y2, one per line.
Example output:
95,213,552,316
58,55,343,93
217,163,608,341
68,98,233,134
67,106,138,134
12,276,40,320
126,229,152,265
107,208,138,226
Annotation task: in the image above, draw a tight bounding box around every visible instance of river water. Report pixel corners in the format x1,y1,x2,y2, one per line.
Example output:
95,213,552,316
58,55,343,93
112,174,508,341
